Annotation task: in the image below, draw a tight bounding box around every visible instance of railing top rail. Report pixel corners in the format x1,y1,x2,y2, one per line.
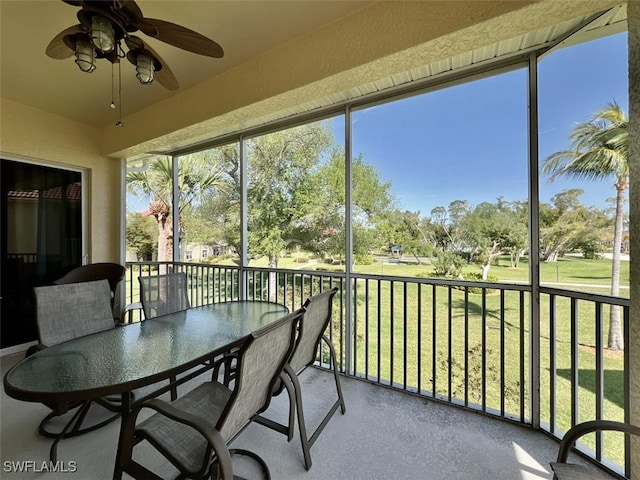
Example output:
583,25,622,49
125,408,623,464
540,286,630,307
352,272,533,292
243,266,346,279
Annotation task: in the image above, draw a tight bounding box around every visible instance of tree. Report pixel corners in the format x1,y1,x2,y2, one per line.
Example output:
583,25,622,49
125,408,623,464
126,212,156,260
312,152,394,263
539,189,592,262
430,200,471,252
541,101,628,350
384,210,434,264
246,123,333,268
500,199,528,268
462,202,514,280
127,154,228,263
193,129,394,274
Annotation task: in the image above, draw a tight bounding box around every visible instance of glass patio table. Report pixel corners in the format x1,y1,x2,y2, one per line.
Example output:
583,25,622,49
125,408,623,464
3,300,289,479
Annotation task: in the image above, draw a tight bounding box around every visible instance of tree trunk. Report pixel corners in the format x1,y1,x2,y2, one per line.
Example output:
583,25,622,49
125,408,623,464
481,263,491,280
156,213,172,274
607,180,626,350
546,251,559,262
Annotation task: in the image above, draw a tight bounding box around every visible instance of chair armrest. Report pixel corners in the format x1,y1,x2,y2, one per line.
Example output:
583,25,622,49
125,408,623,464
122,302,143,324
25,344,46,357
557,420,640,463
212,353,239,386
135,398,234,480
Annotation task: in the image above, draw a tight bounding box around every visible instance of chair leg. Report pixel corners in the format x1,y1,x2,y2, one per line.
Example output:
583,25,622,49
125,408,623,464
170,375,177,401
324,335,346,415
48,401,92,462
283,365,313,470
226,449,271,480
282,372,297,442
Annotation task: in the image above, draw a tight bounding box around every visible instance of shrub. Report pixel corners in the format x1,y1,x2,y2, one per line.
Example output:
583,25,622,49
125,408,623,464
579,242,604,260
432,251,466,277
354,254,374,265
461,272,499,294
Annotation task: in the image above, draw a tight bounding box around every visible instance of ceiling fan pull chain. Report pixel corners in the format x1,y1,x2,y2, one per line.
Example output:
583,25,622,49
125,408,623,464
110,61,116,110
116,58,123,127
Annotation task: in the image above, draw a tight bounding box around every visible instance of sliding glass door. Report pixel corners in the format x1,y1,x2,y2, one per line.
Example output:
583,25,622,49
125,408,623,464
0,159,83,349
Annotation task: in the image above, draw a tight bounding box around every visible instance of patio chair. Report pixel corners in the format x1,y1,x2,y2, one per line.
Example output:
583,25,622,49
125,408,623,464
138,272,190,320
550,420,640,480
116,308,305,480
138,272,191,400
53,262,126,323
254,287,346,470
30,279,123,462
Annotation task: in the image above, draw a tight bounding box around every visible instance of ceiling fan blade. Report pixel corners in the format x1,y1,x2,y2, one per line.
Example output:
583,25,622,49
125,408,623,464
46,24,83,59
112,0,144,32
61,0,84,5
125,36,179,90
139,18,224,58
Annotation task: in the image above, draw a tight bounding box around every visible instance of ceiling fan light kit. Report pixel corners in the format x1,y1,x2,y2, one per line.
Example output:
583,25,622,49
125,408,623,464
132,52,154,84
90,14,116,53
74,36,97,72
46,0,225,123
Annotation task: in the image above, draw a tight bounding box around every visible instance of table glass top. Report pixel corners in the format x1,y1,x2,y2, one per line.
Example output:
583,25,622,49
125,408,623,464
4,301,288,401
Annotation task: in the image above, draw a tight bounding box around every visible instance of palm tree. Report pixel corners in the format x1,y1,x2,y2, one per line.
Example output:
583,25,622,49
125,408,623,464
542,101,628,350
127,154,228,264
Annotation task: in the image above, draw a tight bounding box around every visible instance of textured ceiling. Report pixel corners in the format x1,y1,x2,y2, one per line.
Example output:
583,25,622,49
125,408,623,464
0,0,374,127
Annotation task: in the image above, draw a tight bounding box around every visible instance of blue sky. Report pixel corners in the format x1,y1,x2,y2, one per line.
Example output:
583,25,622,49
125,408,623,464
345,31,628,216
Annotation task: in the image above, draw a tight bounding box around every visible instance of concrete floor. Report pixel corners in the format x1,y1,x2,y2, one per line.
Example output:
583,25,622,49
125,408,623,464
1,352,616,480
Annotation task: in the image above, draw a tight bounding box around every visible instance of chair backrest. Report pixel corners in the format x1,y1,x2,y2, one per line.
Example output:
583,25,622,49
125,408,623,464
54,263,126,319
33,279,115,347
289,287,339,374
217,308,303,441
138,272,190,319
53,262,125,293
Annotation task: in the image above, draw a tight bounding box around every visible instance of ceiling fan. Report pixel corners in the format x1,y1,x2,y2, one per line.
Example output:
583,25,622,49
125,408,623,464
45,0,224,91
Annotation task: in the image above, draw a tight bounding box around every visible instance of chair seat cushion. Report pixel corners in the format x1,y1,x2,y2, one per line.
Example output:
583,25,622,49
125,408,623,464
550,462,608,480
136,382,232,473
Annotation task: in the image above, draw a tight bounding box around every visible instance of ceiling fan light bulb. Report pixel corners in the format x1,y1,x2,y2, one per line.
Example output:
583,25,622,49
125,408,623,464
135,53,155,85
91,15,115,53
74,37,96,73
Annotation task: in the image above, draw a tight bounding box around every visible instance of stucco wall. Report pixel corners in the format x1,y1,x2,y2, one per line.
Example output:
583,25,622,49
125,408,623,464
0,99,120,263
628,0,639,476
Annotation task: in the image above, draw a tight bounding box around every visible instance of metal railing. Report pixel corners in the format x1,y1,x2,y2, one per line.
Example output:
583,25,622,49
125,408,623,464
124,261,630,478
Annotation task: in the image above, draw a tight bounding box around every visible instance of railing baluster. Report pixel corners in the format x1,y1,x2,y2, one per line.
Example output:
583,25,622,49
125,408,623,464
519,290,525,423
595,300,603,461
464,286,469,408
482,287,487,412
417,283,422,394
365,279,370,381
390,280,394,388
377,279,381,384
403,282,408,391
570,297,579,428
550,293,557,434
500,289,505,417
432,284,437,399
353,277,358,379
448,286,452,402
